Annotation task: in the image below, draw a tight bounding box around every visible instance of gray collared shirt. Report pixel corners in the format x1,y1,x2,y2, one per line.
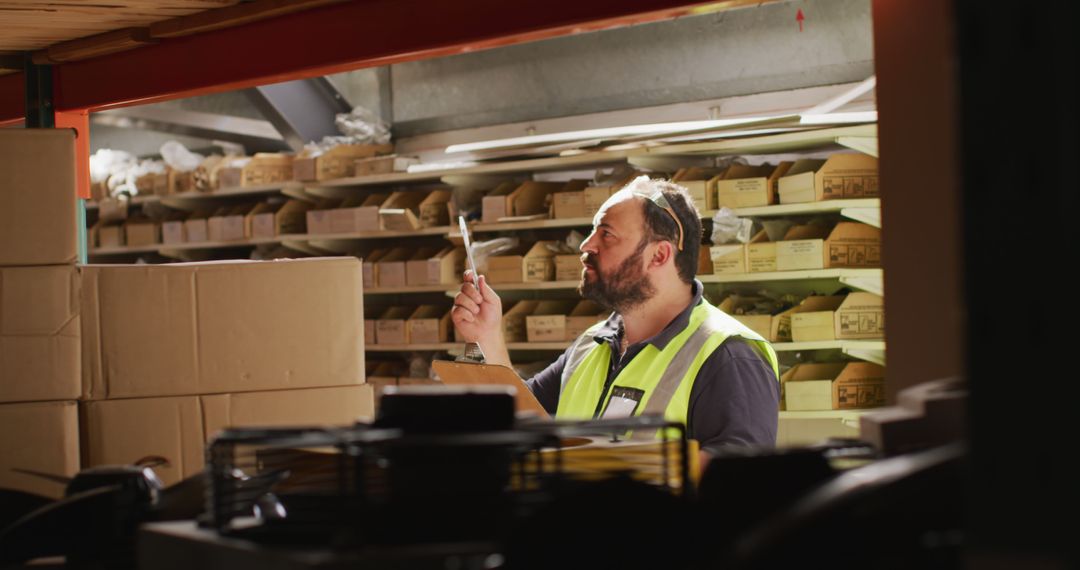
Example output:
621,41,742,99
525,280,780,453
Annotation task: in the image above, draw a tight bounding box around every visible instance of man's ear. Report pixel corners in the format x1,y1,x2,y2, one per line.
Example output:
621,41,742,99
649,241,675,269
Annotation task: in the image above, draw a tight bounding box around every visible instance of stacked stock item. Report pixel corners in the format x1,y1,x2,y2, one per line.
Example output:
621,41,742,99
0,130,373,496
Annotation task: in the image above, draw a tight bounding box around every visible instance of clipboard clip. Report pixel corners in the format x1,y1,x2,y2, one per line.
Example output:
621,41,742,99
456,342,487,364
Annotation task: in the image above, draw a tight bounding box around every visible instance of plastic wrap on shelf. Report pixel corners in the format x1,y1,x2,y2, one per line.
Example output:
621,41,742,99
710,208,755,244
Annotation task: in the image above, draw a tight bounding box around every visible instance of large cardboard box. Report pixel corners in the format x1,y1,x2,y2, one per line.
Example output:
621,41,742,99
82,385,375,486
673,167,725,211
0,266,81,403
0,130,78,266
778,154,880,204
0,400,79,498
374,306,412,345
486,241,557,284
782,362,886,411
407,306,452,344
502,300,540,342
776,222,881,271
379,191,430,231
712,162,792,209
709,244,747,275
80,258,365,400
293,144,393,181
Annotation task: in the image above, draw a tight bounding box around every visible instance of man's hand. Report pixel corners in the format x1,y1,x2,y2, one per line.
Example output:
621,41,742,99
451,271,511,366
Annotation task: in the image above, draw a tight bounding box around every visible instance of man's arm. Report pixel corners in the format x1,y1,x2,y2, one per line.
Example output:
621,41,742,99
451,271,511,367
687,338,781,457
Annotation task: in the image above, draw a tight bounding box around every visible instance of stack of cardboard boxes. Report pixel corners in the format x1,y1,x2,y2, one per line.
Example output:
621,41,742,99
1,131,373,496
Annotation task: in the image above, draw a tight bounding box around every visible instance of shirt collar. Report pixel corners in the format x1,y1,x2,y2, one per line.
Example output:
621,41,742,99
592,279,704,351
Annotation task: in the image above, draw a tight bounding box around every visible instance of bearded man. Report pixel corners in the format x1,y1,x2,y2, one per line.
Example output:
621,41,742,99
452,176,780,457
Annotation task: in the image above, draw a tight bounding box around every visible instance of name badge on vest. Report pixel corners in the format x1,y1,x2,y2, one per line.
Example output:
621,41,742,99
601,386,646,419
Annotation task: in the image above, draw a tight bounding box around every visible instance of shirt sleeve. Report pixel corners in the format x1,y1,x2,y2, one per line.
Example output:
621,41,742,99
524,351,567,415
687,338,780,454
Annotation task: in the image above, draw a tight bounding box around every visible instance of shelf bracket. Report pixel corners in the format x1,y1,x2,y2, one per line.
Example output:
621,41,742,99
839,273,883,296
835,136,878,157
843,347,886,366
841,206,880,228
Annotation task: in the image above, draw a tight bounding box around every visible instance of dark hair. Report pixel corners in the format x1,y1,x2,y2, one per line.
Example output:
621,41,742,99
626,177,702,284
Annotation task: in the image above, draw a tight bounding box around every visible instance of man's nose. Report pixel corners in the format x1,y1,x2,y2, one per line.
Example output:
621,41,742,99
580,231,598,254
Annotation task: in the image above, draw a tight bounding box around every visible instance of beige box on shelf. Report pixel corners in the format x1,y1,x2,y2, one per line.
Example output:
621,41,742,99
124,217,160,247
746,230,777,273
80,258,364,400
374,247,412,288
82,385,375,486
161,210,188,245
405,246,446,286
673,167,725,211
834,292,885,340
712,162,793,209
790,295,846,342
184,210,212,243
423,246,465,286
170,170,196,194
274,199,315,235
0,130,78,266
360,248,389,290
375,306,413,345
709,244,747,275
776,222,881,271
418,189,453,228
304,199,339,235
489,181,563,222
207,204,251,242
241,153,294,186
555,254,583,282
486,241,557,284
379,190,429,231
330,193,388,234
0,401,79,498
480,182,519,224
407,306,452,344
0,266,81,403
293,144,394,181
525,300,578,342
353,154,420,177
782,362,886,411
584,186,617,217
778,154,879,204
548,180,592,219
151,172,170,195
364,318,375,345
95,222,125,248
245,201,281,239
502,300,540,342
717,294,796,343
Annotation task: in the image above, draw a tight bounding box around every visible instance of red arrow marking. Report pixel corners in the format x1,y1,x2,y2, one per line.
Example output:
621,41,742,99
797,8,805,32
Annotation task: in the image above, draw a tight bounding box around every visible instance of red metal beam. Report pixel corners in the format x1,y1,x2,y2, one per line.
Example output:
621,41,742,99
1,0,712,123
0,73,24,126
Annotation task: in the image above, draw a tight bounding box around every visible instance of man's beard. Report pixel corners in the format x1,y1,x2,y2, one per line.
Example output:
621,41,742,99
579,240,656,313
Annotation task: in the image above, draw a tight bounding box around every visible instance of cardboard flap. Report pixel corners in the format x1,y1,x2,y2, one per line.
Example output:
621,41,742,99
408,246,442,261
508,182,562,217
409,305,447,319
821,153,879,172
673,167,724,182
783,159,826,177
784,362,846,382
838,292,884,311
722,164,774,180
828,222,881,241
504,299,540,317
377,247,412,263
486,182,517,197
531,300,577,316
524,241,559,259
560,180,591,193
380,306,414,319
783,224,832,241
419,189,452,206
797,295,846,313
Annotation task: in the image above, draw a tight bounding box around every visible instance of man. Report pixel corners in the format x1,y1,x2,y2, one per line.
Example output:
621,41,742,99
452,176,780,455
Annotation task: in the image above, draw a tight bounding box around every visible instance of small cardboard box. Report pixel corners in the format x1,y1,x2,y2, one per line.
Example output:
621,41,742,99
407,306,452,344
506,181,563,220
790,295,846,342
555,254,583,282
424,246,465,286
152,172,170,195
135,172,157,195
329,193,387,234
709,244,747,275
184,210,212,243
673,167,725,211
776,222,881,271
548,180,593,219
375,306,413,345
584,186,617,218
718,295,798,343
375,247,412,288
782,362,886,411
162,219,186,245
834,292,885,340
712,162,793,209
481,182,519,224
778,154,879,204
486,241,557,284
379,190,429,231
170,170,196,194
365,319,375,345
207,204,250,242
526,300,579,342
124,217,160,247
746,230,777,273
418,189,453,228
405,246,445,285
0,401,79,498
245,201,282,239
241,153,294,186
275,199,314,235
96,223,125,248
353,154,420,177
502,300,540,342
293,144,394,181
304,199,340,235
361,248,390,290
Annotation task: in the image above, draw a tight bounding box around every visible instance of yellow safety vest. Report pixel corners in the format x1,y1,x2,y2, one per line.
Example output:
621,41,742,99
555,301,779,438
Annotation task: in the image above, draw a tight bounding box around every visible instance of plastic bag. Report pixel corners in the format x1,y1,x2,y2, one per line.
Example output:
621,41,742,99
473,237,519,273
304,106,392,155
89,149,136,184
159,141,204,172
711,208,754,245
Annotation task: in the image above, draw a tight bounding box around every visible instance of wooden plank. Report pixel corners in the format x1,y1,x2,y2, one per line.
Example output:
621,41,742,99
150,0,346,38
32,28,157,64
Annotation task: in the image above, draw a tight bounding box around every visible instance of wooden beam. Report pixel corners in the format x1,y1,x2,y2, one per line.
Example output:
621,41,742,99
31,28,157,65
149,0,348,39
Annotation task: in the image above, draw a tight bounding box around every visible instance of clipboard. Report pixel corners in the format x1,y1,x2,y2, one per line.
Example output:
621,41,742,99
432,360,549,418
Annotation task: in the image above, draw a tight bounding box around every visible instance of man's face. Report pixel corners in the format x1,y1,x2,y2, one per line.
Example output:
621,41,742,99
578,197,656,312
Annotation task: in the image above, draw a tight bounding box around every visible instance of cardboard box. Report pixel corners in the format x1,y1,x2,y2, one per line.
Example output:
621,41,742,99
834,292,886,340
274,199,314,235
405,246,446,286
152,172,170,195
184,210,212,243
360,248,389,289
782,362,886,411
364,319,376,345
776,222,881,271
245,201,282,239
525,300,578,342
82,385,375,486
374,247,412,288
712,163,793,209
673,167,725,212
716,294,796,343
0,266,80,403
790,296,846,342
207,204,250,242
0,130,77,265
95,223,125,248
375,306,412,345
330,193,387,234
378,190,431,231
170,170,196,194
502,300,540,342
422,246,465,286
584,186,617,218
161,220,185,244
241,153,294,186
98,197,129,223
418,189,452,228
548,180,593,219
778,154,879,204
507,181,562,220
486,241,557,284
293,144,394,181
304,199,339,235
124,218,160,247
746,230,776,273
709,244,747,275
353,154,420,177
407,306,452,344
80,258,365,400
555,254,583,282
0,401,79,498
480,182,519,224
